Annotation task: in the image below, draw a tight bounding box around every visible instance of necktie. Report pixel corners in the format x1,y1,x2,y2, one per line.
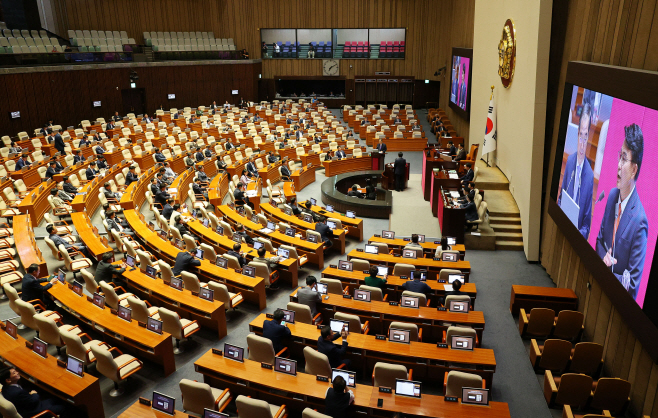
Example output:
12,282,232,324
612,203,621,251
574,165,582,201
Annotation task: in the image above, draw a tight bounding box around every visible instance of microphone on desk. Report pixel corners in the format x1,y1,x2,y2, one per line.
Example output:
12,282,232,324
564,170,575,198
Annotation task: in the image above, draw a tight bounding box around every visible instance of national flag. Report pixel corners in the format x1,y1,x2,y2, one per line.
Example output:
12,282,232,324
482,92,497,156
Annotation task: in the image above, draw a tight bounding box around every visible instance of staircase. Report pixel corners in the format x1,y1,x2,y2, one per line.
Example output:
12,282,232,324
489,211,523,250
143,47,154,62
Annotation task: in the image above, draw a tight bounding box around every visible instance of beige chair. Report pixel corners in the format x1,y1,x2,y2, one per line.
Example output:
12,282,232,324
3,284,24,325
287,301,321,325
0,393,59,417
247,333,287,364
438,269,462,283
200,243,217,262
401,290,428,307
389,321,421,342
127,296,160,323
59,328,109,366
444,325,478,348
34,313,81,356
371,242,390,254
90,344,143,396
207,281,243,310
158,307,200,354
445,294,472,309
181,271,208,293
59,244,92,280
179,379,232,415
80,268,102,295
466,201,488,230
99,281,134,309
236,395,287,418
372,362,411,388
249,260,279,287
15,299,61,333
303,346,345,377
444,370,484,397
319,278,346,295
302,408,332,418
335,312,369,334
392,263,414,277
358,285,387,302
351,259,370,272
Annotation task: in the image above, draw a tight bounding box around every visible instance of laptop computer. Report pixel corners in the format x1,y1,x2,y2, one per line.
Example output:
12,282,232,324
327,221,337,230
376,266,388,276
316,282,328,295
448,274,465,284
332,369,356,388
281,309,295,324
326,205,334,212
277,248,290,259
346,210,356,219
330,319,350,334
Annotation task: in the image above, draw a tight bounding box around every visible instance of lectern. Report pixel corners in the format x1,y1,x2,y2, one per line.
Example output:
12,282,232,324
371,151,386,170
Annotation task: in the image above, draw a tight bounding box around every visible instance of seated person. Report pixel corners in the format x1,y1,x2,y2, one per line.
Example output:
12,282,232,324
253,247,280,279
404,234,423,251
234,224,254,245
280,163,292,181
365,178,376,200
263,308,292,353
162,198,175,220
125,166,139,187
239,168,252,186
106,210,134,236
325,375,354,418
49,189,72,212
347,185,363,198
96,252,126,283
47,224,89,257
442,279,466,306
57,183,74,203
401,273,431,296
227,243,247,267
315,217,334,250
302,201,320,223
289,197,301,215
317,325,350,369
192,177,208,201
434,236,452,258
172,248,202,276
364,266,387,290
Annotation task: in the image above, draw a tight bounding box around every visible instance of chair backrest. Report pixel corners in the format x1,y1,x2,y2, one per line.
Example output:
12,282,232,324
159,307,183,339
303,346,332,377
555,373,593,407
351,259,370,271
287,301,314,324
90,344,121,382
136,249,153,270
373,362,408,388
3,283,21,315
15,299,39,330
127,296,152,323
199,243,217,262
392,263,414,277
207,281,232,306
302,408,332,418
34,313,63,346
247,333,276,364
0,393,21,418
371,242,388,254
445,294,471,307
589,377,631,413
552,310,584,340
445,371,483,397
389,321,419,341
59,329,92,364
569,342,604,376
401,290,427,306
180,271,202,293
236,395,275,418
335,312,362,333
180,379,218,414
320,278,344,295
526,308,556,337
359,285,384,301
539,339,573,371
99,281,121,309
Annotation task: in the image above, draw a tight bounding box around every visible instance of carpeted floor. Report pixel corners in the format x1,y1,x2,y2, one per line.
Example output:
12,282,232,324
0,108,560,418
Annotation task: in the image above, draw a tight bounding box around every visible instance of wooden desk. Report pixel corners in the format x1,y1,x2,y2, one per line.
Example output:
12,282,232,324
321,267,477,307
102,147,128,166
347,249,471,280
124,210,267,310
218,205,325,269
14,214,48,277
300,152,322,168
133,151,156,171
290,288,484,344
302,200,363,241
260,202,346,254
195,352,509,418
120,166,160,210
118,401,187,418
437,188,466,245
47,282,177,376
121,267,227,339
71,212,113,261
431,170,461,217
368,236,466,258
10,161,46,188
291,167,316,192
17,179,56,225
207,171,230,209
510,285,578,315
0,323,104,418
323,156,373,177
258,160,283,184
186,218,299,288
248,313,496,388
71,162,130,215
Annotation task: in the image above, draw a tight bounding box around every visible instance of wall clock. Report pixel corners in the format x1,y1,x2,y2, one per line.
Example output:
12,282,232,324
323,59,340,76
498,19,516,88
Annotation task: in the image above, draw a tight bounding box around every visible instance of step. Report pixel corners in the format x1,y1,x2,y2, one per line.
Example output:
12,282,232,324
491,223,522,233
495,231,523,242
496,240,525,251
488,215,521,225
488,211,520,218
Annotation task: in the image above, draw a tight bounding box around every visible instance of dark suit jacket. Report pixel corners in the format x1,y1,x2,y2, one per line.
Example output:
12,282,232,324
281,165,291,178
162,204,174,220
461,169,474,183
336,150,346,159
246,162,258,176
227,250,246,267
347,190,363,198
172,251,201,275
85,167,97,181
394,157,406,175
95,145,106,155
154,152,166,162
112,115,122,121
454,148,467,161
125,172,139,186
155,190,170,206
595,187,648,299
21,274,52,303
558,153,594,239
463,201,478,222
95,260,125,283
376,143,387,153
401,279,432,295
45,167,57,179
54,134,65,153
16,158,30,169
317,333,348,368
234,189,249,203
73,155,84,164
315,223,333,242
448,145,457,156
1,384,49,417
192,183,205,197
225,142,234,151
63,182,78,194
195,152,204,162
263,319,291,353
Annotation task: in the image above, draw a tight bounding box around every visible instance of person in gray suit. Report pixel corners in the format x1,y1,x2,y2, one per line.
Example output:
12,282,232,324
297,276,322,315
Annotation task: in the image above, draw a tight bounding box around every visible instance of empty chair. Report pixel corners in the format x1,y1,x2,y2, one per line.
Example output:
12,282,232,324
529,338,572,373
388,321,421,342
59,329,109,366
519,308,555,339
303,346,345,377
443,325,477,347
351,259,370,271
444,294,471,309
588,377,631,415
158,307,200,353
247,333,287,364
90,344,143,397
99,281,134,309
127,296,160,323
444,371,484,397
569,342,604,376
552,310,584,341
358,284,386,302
15,299,62,333
543,372,593,408
335,311,369,334
392,263,414,277
319,278,345,296
372,362,410,388
179,379,231,415
302,408,331,418
287,301,321,325
34,313,81,356
235,395,286,418
181,271,208,293
401,290,428,306
207,282,243,310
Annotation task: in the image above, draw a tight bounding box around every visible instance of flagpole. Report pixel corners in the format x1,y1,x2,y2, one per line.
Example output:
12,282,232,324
483,85,494,167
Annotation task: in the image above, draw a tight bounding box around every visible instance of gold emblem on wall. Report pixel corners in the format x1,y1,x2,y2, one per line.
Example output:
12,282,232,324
498,19,516,88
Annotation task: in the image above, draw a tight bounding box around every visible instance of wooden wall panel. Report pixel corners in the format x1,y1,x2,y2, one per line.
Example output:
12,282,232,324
53,0,475,141
0,62,260,135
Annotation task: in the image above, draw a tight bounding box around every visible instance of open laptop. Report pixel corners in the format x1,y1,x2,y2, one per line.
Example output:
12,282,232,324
400,296,419,308
410,270,427,281
382,230,395,239
274,357,297,376
338,260,353,271
152,392,176,415
364,244,378,254
332,369,356,388
253,241,264,250
326,205,334,212
448,300,470,313
446,237,456,245
251,214,260,224
395,379,422,398
224,343,245,362
417,234,426,243
260,221,275,234
461,387,489,405
451,335,475,351
377,266,388,277
354,289,371,302
326,220,337,230
448,274,465,284
309,198,317,206
388,328,411,344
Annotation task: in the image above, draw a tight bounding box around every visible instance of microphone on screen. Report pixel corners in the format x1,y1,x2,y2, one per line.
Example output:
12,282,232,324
596,191,605,203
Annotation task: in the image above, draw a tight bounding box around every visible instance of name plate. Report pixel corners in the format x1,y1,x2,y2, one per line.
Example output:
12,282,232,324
393,254,401,257
356,248,364,252
379,386,392,393
362,270,370,274
266,313,274,319
445,396,459,402
316,375,329,382
437,343,448,348
317,324,324,329
330,264,337,269
433,257,441,261
403,238,410,241
375,335,387,341
434,241,441,244
438,280,446,283
56,359,66,368
400,276,408,280
261,362,273,369
212,348,223,356
139,397,152,406
437,307,447,311
374,234,381,238
389,301,399,306
343,294,352,299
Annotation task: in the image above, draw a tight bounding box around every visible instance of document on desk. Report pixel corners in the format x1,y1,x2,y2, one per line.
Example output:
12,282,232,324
259,228,274,234
449,174,459,179
245,190,258,197
444,284,455,291
450,191,460,198
559,190,580,226
168,188,178,193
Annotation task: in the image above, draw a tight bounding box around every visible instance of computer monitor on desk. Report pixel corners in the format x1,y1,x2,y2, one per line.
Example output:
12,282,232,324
402,249,417,259
332,369,356,388
446,236,456,246
253,241,263,250
274,357,297,376
448,274,465,284
448,300,470,313
382,230,395,239
389,328,411,344
442,252,458,262
377,266,388,277
365,245,378,254
354,289,371,302
316,282,328,295
395,379,422,398
224,343,244,362
281,309,295,324
243,266,256,278
66,355,85,377
338,260,352,271
400,296,419,308
451,335,475,351
203,409,228,418
152,392,176,415
327,220,337,230
145,265,157,279
461,388,489,406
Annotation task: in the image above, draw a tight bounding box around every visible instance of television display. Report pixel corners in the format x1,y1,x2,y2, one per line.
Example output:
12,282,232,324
448,48,472,118
555,85,658,309
92,101,101,107
168,94,175,99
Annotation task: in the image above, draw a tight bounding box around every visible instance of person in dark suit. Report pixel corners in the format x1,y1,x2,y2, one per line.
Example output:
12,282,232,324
245,160,258,177
20,264,58,306
162,199,175,220
447,140,457,156
185,152,195,168
154,148,166,163
62,176,78,195
401,274,432,296
315,217,334,250
412,121,421,130
192,178,208,200
105,121,115,130
462,194,479,228
233,224,254,245
47,224,89,257
95,143,106,155
335,147,347,159
394,152,406,192
85,161,98,181
557,102,595,239
453,144,466,162
142,114,152,124
1,367,82,418
106,210,134,236
172,111,180,120
360,119,367,126
266,151,279,164
44,161,58,179
595,124,648,300
375,138,387,153
15,155,30,170
172,248,202,275
95,252,125,283
393,116,402,124
263,309,292,353
224,139,235,151
347,185,363,198
125,166,139,187
280,164,292,181
233,182,252,208
112,111,122,122
155,184,170,207
78,135,90,147
227,243,247,267
195,148,204,162
53,131,65,154
210,101,218,110
317,325,350,369
458,65,467,108
72,150,84,164
204,146,212,158
324,375,354,418
460,163,474,187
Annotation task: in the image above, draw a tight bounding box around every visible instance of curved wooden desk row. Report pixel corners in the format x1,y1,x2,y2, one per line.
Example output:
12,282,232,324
119,165,161,210
14,214,48,277
71,212,113,261
71,161,132,215
323,155,374,177
17,176,56,226
347,249,471,280
124,209,267,310
368,236,466,258
0,321,105,418
47,281,177,376
119,401,187,417
207,171,230,209
217,204,325,270
248,313,496,388
302,200,364,241
291,167,316,192
320,267,477,308
195,352,509,418
290,288,484,345
259,202,346,255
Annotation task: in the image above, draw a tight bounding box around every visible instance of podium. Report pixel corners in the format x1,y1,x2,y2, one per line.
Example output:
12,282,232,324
371,151,386,171
381,162,410,190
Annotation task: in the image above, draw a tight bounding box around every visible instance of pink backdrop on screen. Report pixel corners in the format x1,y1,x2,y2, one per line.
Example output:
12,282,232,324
458,58,470,111
588,98,658,307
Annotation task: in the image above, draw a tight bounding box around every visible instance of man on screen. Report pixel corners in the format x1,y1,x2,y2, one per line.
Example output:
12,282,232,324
595,123,648,299
459,64,467,109
558,102,595,239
